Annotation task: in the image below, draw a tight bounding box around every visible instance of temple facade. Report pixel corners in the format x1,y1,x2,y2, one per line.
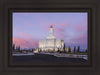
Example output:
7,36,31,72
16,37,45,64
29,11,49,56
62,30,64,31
39,25,64,52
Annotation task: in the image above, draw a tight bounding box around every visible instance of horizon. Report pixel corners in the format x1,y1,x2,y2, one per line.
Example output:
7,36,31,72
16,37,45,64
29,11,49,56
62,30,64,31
13,12,87,50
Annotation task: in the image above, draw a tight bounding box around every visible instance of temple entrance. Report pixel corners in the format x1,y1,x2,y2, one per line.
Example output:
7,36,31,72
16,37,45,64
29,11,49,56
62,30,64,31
47,49,51,52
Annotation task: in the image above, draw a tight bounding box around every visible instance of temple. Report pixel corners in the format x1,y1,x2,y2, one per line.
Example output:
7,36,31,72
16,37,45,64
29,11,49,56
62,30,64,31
39,25,64,52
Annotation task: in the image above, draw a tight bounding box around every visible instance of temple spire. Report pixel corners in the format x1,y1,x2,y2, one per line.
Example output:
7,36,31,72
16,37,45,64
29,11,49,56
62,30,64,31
46,25,56,39
50,25,53,34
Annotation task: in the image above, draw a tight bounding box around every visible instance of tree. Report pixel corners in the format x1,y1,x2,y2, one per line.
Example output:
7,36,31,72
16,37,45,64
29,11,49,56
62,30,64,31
77,46,80,53
18,46,20,51
73,46,76,53
68,46,71,53
39,48,42,52
57,48,60,52
85,49,87,53
63,43,66,53
12,44,15,50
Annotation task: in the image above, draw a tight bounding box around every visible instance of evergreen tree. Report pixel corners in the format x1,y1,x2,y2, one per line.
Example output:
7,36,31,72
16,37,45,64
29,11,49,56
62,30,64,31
77,46,80,53
18,45,20,51
73,46,76,53
12,44,15,50
63,43,66,53
68,46,71,53
57,48,60,52
85,49,87,53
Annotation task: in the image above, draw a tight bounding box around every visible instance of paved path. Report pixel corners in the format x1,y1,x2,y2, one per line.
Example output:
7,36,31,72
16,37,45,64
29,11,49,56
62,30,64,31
12,53,87,63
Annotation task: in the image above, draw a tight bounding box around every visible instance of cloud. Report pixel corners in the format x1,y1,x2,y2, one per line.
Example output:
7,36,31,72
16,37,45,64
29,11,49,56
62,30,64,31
54,28,64,32
40,22,68,30
55,23,68,27
72,20,87,32
55,32,67,39
18,32,30,38
25,24,33,27
67,32,87,46
13,36,39,49
75,24,87,32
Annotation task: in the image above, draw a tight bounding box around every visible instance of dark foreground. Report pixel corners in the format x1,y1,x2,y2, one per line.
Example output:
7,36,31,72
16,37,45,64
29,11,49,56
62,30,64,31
12,53,87,63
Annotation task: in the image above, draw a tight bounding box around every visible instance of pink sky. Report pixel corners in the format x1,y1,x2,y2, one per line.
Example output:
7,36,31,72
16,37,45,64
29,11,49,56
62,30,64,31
13,12,87,49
